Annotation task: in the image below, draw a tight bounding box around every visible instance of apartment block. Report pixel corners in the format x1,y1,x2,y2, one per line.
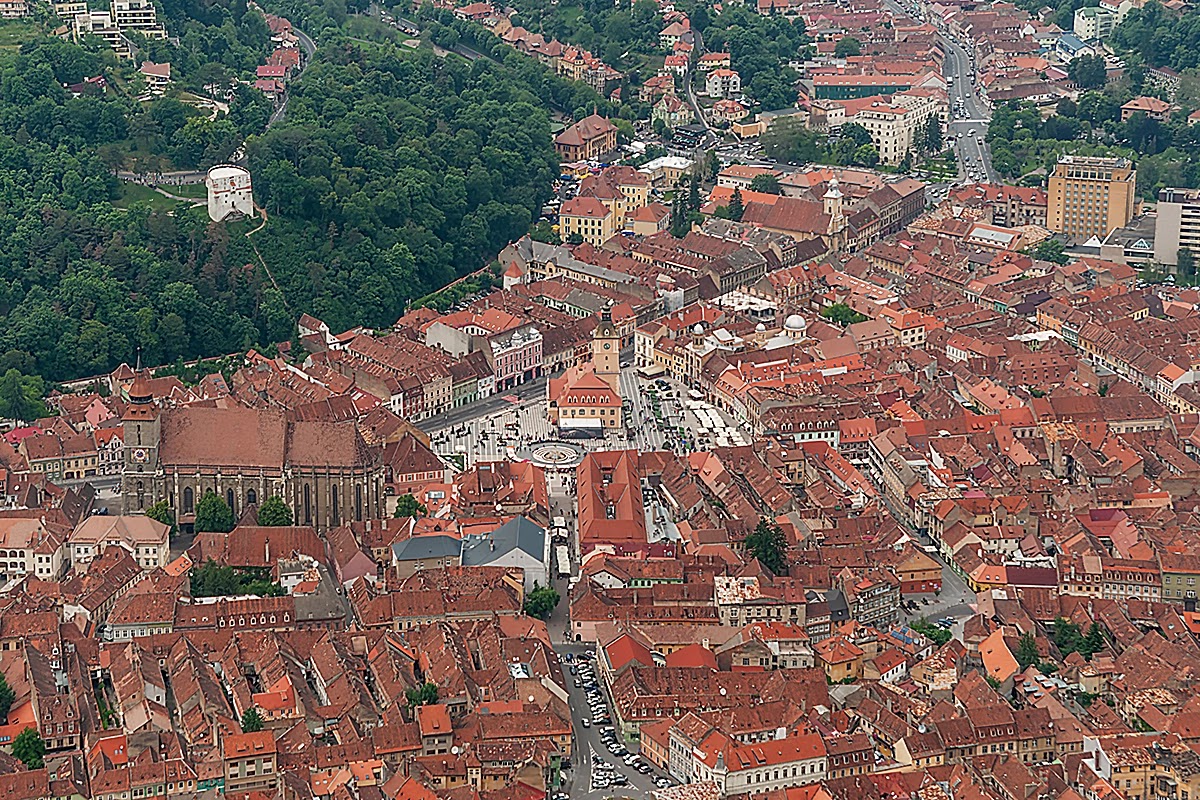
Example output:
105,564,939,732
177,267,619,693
1154,187,1200,267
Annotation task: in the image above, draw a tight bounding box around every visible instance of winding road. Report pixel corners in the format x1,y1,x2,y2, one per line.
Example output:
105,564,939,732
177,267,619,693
268,25,317,128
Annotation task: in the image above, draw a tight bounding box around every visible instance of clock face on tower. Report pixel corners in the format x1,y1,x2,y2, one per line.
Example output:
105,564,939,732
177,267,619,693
133,448,148,463
604,343,611,349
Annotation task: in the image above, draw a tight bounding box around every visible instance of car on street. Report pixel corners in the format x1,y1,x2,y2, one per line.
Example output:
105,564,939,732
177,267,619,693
582,718,590,728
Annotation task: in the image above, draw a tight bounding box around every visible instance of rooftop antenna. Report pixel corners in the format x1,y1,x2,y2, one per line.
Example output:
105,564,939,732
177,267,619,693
135,346,142,372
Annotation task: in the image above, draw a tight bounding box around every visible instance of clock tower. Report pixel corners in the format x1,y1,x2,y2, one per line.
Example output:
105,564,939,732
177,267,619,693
121,375,161,513
592,303,620,392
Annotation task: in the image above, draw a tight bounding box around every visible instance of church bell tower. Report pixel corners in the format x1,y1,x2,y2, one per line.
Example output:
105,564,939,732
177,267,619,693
121,375,161,512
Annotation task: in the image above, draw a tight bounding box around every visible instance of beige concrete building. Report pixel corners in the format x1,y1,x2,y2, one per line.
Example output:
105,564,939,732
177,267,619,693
578,166,650,228
69,515,170,571
559,196,616,246
1047,155,1138,240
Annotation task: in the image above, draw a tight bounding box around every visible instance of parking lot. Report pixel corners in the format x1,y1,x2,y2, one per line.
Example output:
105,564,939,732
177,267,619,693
557,646,679,798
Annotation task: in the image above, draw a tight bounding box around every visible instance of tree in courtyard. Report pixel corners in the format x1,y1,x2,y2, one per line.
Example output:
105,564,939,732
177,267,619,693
145,500,176,536
393,494,427,518
670,195,690,237
1015,631,1040,669
194,490,234,533
11,727,44,769
910,618,952,646
1031,238,1069,264
256,495,294,526
191,559,240,596
749,174,781,194
922,115,943,155
820,303,868,326
406,682,439,707
524,583,561,619
0,673,13,720
727,186,745,221
834,36,861,57
241,708,264,733
745,518,789,576
687,171,701,211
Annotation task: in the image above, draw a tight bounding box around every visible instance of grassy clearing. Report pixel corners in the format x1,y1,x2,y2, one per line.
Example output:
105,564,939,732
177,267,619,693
114,181,185,211
0,20,38,50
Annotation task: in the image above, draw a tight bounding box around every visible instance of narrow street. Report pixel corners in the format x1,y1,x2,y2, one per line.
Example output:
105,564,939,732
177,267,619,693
879,0,994,182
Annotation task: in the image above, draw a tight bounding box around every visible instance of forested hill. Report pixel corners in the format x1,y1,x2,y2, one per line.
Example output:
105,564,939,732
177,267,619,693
0,22,559,387
247,42,560,329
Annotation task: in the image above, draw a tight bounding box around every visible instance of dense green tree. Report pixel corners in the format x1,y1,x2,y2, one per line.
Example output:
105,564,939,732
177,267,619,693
701,6,807,109
405,682,439,707
762,118,825,164
910,618,952,646
669,195,689,237
0,369,47,423
192,560,240,596
1015,632,1040,669
922,115,943,155
727,186,745,221
524,582,560,619
194,490,235,533
256,495,294,526
745,518,788,576
820,303,868,326
0,673,14,720
1068,54,1107,90
1110,3,1200,73
1029,238,1070,264
1179,248,1196,279
834,36,861,57
145,500,177,537
192,559,284,597
1052,617,1106,660
749,174,781,194
393,494,428,518
11,728,44,769
241,708,264,732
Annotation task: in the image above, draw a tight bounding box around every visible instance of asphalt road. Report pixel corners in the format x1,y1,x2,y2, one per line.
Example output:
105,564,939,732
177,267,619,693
879,0,994,183
556,643,672,799
683,28,712,136
941,34,996,184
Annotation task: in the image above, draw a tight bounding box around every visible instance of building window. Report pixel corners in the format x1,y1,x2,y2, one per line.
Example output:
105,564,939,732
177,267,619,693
247,488,258,507
183,487,194,515
331,485,339,525
303,484,312,525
